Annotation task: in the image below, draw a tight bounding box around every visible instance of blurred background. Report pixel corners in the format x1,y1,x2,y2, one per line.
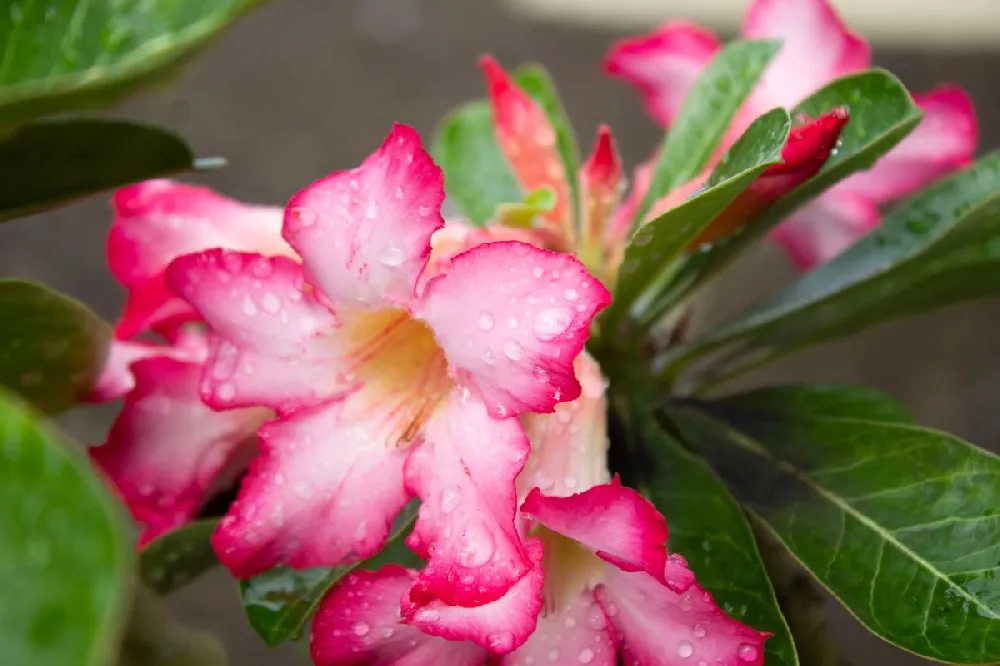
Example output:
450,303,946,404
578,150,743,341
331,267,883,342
2,0,997,663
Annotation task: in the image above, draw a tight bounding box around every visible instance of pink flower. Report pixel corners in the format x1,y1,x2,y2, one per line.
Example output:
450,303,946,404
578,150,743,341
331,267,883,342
310,356,768,664
164,124,611,611
480,55,847,285
89,329,269,546
606,0,978,269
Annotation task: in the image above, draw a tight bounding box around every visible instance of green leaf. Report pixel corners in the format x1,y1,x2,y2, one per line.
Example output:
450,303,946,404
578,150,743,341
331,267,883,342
631,39,780,230
240,501,420,646
602,108,790,334
118,587,226,666
140,519,220,595
0,119,194,222
667,150,1000,388
0,389,131,665
612,390,798,666
0,0,264,125
666,399,1000,664
432,100,521,226
513,63,581,225
716,384,912,424
0,280,111,413
496,185,557,228
660,70,923,311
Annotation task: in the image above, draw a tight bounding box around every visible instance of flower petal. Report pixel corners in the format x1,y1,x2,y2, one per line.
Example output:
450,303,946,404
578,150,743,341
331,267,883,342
85,337,201,402
211,388,411,578
108,179,288,339
480,55,572,233
167,250,346,413
604,22,722,127
283,124,444,311
522,479,668,583
518,352,610,500
770,193,881,270
404,390,532,607
501,588,615,666
835,85,978,203
312,566,487,666
580,126,624,257
595,562,769,666
420,241,610,419
403,539,545,654
91,356,265,546
743,0,870,109
690,108,850,248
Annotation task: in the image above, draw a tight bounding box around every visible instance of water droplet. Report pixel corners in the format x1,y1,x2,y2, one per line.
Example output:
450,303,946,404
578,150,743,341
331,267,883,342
533,366,550,383
488,631,515,652
503,340,523,361
394,186,405,200
217,382,236,402
564,288,580,301
365,201,379,219
458,524,495,567
223,252,243,273
738,644,759,662
534,307,573,341
564,616,577,628
587,605,607,630
478,312,495,331
417,205,432,217
483,348,495,364
693,624,706,638
634,231,652,247
677,641,694,658
578,648,595,664
353,621,370,636
547,648,560,663
440,486,462,513
532,266,544,279
507,317,519,330
261,292,281,313
380,243,404,267
604,602,619,617
242,295,258,316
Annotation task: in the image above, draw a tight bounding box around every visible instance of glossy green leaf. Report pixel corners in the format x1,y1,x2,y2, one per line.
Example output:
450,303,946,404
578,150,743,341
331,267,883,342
602,109,790,334
119,587,226,666
0,119,194,222
660,70,923,310
140,519,220,595
611,389,797,666
0,0,264,125
631,39,780,230
0,280,111,413
717,383,912,424
432,100,521,226
241,501,420,646
666,150,1000,388
0,389,131,665
513,63,581,225
666,399,1000,664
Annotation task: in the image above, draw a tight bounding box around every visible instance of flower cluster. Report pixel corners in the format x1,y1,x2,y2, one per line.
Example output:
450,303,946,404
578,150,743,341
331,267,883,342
85,0,977,663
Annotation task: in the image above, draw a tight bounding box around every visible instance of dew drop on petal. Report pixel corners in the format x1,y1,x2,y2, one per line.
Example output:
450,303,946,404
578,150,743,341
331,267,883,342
365,201,379,219
587,606,608,630
216,382,236,402
578,648,595,664
677,641,694,658
380,243,404,267
353,621,370,637
394,186,405,200
564,288,580,301
417,205,432,217
547,648,560,663
532,266,544,279
458,524,495,567
415,608,440,622
440,486,462,514
261,292,281,313
534,307,573,341
478,312,495,331
533,366,550,383
503,340,523,361
739,644,759,662
564,616,577,628
483,348,495,365
242,295,258,317
693,624,706,638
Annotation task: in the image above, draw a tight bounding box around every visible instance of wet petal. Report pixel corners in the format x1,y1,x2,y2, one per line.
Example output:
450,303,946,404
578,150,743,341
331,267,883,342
90,356,266,546
596,561,769,666
604,21,722,127
403,539,545,654
167,250,346,413
480,55,572,233
518,352,610,500
85,337,202,402
770,193,881,270
522,479,668,582
420,241,610,419
580,126,624,256
404,390,532,607
312,566,487,666
108,179,288,339
501,588,615,666
283,123,444,311
743,0,870,109
211,388,411,578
